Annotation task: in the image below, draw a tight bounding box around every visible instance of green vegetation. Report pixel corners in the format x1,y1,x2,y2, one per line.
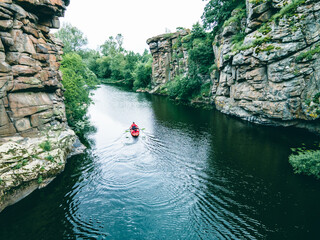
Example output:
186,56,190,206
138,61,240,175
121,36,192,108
232,36,273,53
39,140,51,152
296,45,320,62
55,23,88,54
60,52,98,133
38,175,43,184
166,74,201,100
202,0,246,34
289,147,320,179
273,0,306,22
0,178,3,185
86,34,152,90
13,163,22,170
223,6,246,28
165,23,214,101
45,155,54,162
55,24,99,136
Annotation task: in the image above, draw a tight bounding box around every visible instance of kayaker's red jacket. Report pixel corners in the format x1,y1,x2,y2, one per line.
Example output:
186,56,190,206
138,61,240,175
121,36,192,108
130,123,139,130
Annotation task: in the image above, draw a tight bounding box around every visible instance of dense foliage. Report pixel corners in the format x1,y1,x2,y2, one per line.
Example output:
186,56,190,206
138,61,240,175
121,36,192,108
201,0,245,33
55,23,88,54
60,53,98,134
289,149,320,179
88,35,152,90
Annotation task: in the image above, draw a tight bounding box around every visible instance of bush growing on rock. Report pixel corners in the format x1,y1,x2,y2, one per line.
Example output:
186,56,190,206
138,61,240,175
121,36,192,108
202,0,246,33
289,150,320,179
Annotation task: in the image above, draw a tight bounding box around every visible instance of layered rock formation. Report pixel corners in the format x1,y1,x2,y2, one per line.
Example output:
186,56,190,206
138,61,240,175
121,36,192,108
212,0,320,132
147,30,190,93
148,0,320,133
0,0,77,212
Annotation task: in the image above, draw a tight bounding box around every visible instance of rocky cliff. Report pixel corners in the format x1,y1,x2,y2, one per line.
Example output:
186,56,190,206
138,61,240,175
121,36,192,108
0,0,76,212
147,30,190,93
148,0,320,133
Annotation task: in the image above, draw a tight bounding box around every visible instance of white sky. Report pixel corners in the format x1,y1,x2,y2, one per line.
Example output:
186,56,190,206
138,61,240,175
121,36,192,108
59,0,207,53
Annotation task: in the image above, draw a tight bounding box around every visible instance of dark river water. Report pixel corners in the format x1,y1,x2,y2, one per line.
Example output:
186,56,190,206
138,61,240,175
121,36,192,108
1,85,320,239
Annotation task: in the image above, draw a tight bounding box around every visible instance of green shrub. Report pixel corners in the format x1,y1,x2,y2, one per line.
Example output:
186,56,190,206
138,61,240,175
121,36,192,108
289,150,320,179
38,175,43,184
60,53,98,133
45,155,55,162
231,31,246,45
96,56,112,78
223,7,246,28
200,82,212,98
133,59,152,90
258,23,272,35
13,164,22,170
167,75,201,100
39,140,51,151
202,0,246,33
313,92,320,104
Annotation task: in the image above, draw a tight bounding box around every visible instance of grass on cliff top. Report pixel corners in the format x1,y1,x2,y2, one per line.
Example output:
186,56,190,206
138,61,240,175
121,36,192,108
273,0,306,22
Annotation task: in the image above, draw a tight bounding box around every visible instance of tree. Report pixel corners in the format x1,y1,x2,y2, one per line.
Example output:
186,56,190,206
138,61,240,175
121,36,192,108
133,59,152,90
100,34,124,57
60,53,98,133
201,0,245,31
55,23,88,54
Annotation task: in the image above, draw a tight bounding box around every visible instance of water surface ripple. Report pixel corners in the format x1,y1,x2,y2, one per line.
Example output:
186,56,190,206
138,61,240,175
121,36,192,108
1,85,320,239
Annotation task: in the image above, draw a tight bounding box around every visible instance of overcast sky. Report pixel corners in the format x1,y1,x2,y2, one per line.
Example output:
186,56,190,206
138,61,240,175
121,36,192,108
60,0,207,53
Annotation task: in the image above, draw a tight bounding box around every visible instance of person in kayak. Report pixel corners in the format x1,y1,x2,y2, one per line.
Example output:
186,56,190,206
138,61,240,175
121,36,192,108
130,122,139,131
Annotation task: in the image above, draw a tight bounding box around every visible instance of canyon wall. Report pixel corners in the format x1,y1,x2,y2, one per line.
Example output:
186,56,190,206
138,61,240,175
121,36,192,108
147,30,190,93
0,0,77,212
148,0,320,133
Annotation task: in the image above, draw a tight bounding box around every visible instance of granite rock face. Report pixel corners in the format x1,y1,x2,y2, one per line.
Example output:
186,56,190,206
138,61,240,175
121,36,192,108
0,0,69,137
212,0,320,132
0,0,77,212
146,30,190,93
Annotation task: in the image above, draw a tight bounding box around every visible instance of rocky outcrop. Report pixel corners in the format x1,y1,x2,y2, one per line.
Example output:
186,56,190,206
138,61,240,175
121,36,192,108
148,0,320,133
213,0,320,132
147,30,190,93
0,0,76,212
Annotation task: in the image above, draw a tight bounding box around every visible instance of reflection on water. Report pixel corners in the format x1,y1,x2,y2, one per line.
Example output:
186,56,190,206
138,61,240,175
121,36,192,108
0,85,320,240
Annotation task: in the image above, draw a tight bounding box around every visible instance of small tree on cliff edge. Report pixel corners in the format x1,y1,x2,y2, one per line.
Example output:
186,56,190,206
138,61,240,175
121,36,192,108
201,0,245,33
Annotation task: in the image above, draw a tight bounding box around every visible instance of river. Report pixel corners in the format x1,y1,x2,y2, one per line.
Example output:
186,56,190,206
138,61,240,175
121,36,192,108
1,85,320,239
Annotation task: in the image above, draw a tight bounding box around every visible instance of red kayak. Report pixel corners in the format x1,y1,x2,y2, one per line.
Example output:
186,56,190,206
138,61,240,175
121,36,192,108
130,128,139,137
